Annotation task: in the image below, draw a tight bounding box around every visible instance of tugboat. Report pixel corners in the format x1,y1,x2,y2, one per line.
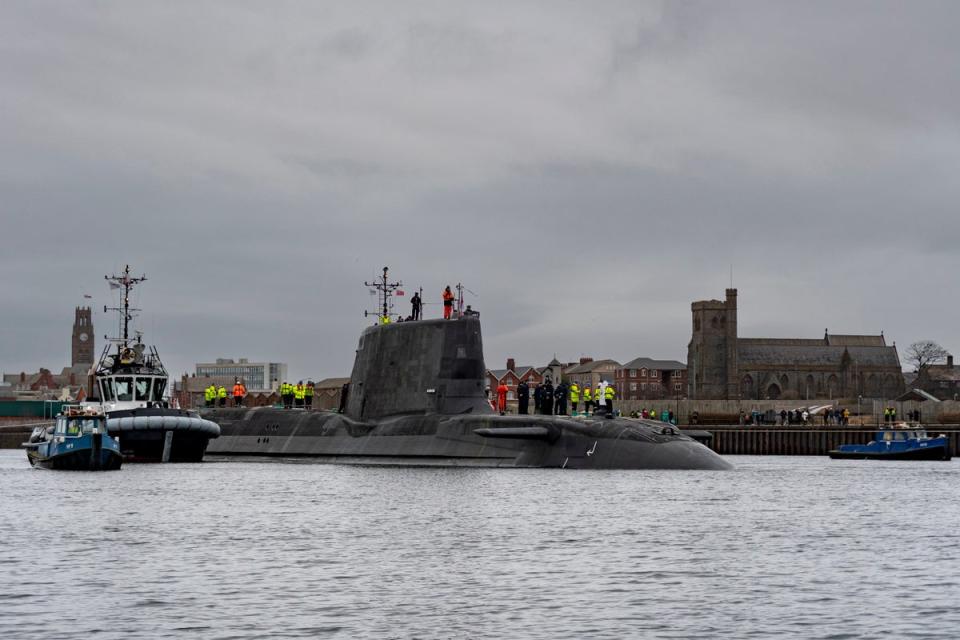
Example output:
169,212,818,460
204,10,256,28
23,406,122,470
85,265,220,462
829,425,951,461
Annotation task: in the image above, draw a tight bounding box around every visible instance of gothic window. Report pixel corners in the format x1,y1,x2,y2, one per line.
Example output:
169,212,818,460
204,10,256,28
827,374,839,396
741,375,754,398
882,375,899,398
780,375,789,390
805,375,816,398
866,374,880,396
766,384,781,400
694,318,701,331
711,316,720,329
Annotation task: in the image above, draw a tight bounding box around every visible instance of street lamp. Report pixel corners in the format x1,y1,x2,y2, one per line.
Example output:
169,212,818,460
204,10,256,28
857,394,862,427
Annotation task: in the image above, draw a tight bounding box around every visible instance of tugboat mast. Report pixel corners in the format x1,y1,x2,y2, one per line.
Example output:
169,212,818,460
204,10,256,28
364,266,402,323
104,265,147,350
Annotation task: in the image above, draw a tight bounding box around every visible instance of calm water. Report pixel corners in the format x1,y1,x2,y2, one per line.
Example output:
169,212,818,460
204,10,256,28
1,449,958,639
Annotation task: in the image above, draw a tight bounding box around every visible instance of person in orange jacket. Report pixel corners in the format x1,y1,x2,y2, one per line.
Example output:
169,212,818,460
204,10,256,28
497,381,508,415
442,285,455,319
232,379,247,407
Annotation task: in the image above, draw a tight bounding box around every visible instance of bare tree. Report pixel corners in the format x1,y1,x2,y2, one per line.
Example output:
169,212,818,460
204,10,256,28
905,340,950,372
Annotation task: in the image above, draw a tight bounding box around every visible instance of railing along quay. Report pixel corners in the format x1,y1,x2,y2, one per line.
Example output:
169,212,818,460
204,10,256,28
688,425,960,456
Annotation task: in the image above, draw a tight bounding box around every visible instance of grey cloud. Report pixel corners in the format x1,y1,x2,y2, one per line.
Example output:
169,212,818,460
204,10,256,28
1,1,958,383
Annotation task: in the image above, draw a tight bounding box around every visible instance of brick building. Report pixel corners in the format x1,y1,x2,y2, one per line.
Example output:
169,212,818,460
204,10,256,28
564,359,620,397
615,358,687,401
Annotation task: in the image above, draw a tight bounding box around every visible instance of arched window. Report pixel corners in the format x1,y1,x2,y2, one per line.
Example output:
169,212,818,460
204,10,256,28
882,374,899,398
766,384,781,400
780,374,789,391
805,375,816,399
741,375,754,399
827,374,839,398
866,374,880,397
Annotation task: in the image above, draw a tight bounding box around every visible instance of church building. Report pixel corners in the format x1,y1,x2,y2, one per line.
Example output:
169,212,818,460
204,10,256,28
687,289,904,401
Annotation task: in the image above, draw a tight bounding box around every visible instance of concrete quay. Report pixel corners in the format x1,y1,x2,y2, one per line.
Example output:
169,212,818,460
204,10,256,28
689,425,960,457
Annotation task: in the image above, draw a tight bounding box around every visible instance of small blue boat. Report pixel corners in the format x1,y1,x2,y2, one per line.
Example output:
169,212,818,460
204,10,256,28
829,427,951,461
23,407,122,471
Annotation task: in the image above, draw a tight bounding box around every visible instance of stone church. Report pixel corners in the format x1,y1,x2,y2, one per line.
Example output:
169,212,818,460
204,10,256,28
687,289,904,401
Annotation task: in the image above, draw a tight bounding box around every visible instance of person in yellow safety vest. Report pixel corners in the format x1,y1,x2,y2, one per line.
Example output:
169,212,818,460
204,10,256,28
604,382,616,417
380,315,391,325
204,385,215,408
305,381,314,409
295,382,305,408
569,382,581,416
279,382,289,409
583,386,592,415
217,385,227,407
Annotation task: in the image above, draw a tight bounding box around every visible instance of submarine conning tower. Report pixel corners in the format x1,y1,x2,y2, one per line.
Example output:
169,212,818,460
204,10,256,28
345,316,494,421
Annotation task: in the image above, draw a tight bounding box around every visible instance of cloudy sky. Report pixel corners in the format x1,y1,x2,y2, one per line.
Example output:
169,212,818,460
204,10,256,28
2,1,958,383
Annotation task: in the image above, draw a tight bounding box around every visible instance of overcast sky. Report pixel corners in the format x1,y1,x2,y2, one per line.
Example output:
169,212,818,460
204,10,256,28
2,1,959,383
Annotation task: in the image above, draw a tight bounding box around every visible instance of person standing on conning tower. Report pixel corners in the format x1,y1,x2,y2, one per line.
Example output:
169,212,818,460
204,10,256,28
442,286,455,319
411,291,422,321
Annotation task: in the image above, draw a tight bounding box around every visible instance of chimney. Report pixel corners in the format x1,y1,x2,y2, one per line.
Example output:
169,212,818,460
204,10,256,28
949,355,954,369
580,357,593,365
507,358,516,372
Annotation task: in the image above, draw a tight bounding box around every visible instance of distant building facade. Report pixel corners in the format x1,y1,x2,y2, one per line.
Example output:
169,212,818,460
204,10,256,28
913,355,960,400
615,358,687,401
195,358,286,392
687,289,905,401
564,359,620,395
486,358,545,410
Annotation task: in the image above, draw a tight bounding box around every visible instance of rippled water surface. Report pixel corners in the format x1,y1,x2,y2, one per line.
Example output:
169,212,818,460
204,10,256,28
1,450,958,639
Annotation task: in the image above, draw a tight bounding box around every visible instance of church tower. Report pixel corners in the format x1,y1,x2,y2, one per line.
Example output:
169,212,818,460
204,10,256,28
71,306,94,368
687,289,739,399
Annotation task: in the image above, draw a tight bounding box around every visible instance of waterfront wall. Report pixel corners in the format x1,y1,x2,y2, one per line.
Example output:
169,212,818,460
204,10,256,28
694,426,960,457
617,399,960,425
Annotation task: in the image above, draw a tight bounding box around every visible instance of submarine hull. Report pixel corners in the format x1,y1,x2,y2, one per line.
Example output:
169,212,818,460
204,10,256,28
204,316,732,470
205,409,732,470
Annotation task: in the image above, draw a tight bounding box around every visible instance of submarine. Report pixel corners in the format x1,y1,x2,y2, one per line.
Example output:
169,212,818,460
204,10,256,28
205,315,732,470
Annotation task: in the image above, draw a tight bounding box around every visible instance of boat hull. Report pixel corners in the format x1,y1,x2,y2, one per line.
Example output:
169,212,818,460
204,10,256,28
828,445,951,461
25,431,123,471
106,409,221,462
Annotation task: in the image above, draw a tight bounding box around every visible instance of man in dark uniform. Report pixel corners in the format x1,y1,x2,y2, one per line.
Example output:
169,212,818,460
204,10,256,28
533,383,543,415
517,380,530,415
554,381,568,416
541,380,554,416
411,292,422,321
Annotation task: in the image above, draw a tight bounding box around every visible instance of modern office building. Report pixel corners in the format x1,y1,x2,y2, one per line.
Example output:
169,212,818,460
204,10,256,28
194,358,286,392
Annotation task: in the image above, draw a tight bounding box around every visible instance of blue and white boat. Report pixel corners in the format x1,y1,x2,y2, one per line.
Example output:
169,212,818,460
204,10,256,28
829,426,951,461
23,407,122,470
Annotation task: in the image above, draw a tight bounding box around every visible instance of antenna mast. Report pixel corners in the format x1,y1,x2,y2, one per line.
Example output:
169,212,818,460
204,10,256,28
104,265,147,350
364,267,402,323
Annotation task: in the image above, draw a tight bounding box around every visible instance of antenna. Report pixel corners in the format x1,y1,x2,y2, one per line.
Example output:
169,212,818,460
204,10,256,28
104,265,147,350
364,266,402,324
454,282,478,318
730,264,734,289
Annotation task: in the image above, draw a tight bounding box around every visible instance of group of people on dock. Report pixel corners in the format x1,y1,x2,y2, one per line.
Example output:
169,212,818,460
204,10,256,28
279,381,314,409
204,380,247,407
492,379,617,417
